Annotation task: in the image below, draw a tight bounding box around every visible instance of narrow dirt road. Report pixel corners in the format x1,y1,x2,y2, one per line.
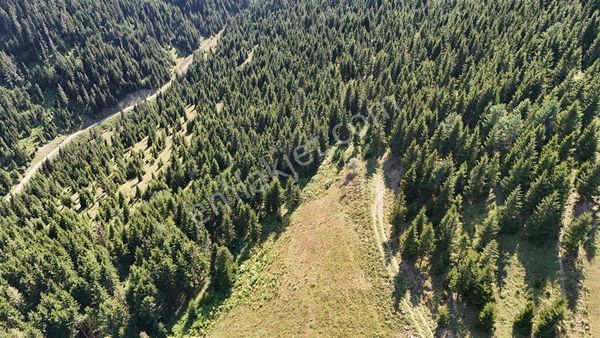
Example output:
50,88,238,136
7,29,224,199
371,172,434,338
558,190,578,296
371,173,399,276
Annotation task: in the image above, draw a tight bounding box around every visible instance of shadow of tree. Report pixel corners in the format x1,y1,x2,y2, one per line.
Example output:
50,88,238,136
382,151,403,193
560,253,583,309
514,238,558,299
392,271,409,310
180,281,231,333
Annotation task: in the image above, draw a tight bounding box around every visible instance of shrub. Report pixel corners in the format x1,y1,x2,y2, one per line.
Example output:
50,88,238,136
562,213,593,253
437,304,450,328
61,194,72,208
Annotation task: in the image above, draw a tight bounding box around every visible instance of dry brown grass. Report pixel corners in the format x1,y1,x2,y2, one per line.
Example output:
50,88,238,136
193,160,406,337
238,46,256,69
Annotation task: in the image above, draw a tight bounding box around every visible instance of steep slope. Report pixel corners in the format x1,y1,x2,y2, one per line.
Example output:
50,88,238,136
6,28,224,199
1,0,598,336
177,151,410,337
0,0,243,193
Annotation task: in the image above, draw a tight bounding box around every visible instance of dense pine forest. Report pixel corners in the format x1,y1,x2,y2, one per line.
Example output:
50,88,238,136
0,0,245,194
0,0,599,337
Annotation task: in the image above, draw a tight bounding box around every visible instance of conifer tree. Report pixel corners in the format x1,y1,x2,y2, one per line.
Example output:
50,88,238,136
400,222,420,262
498,186,523,234
437,202,463,266
284,179,301,211
562,212,593,254
264,179,282,215
524,192,563,244
577,160,600,201
575,121,599,163
212,246,237,292
474,207,500,251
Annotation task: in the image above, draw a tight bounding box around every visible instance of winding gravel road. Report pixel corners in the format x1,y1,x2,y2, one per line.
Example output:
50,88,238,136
6,29,224,199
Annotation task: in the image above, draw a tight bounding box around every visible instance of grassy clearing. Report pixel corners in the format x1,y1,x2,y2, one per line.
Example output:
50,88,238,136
583,238,600,336
117,106,195,198
238,46,256,69
215,101,224,113
17,126,45,157
573,201,599,337
169,47,186,73
176,151,407,337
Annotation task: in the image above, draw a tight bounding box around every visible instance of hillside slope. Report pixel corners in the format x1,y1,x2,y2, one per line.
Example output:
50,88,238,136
176,151,418,337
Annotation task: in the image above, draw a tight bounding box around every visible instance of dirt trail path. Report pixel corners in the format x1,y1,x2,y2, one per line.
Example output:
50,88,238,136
371,173,399,276
6,29,224,199
371,171,434,338
558,190,579,296
204,168,402,337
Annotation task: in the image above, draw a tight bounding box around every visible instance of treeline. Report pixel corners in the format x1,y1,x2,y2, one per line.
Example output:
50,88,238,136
0,0,598,337
0,0,245,192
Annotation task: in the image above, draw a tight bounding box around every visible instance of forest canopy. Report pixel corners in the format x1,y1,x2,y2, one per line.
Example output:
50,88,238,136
0,0,599,337
0,0,245,193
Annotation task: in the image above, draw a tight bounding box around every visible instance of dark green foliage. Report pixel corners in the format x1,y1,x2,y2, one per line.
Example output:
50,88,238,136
419,219,436,264
0,169,11,195
264,179,282,215
0,0,244,177
498,187,523,234
465,153,499,201
476,302,496,332
0,0,597,336
533,297,568,338
78,189,93,210
400,221,420,262
212,246,237,292
577,160,600,201
524,192,563,245
284,179,302,211
126,153,145,181
513,302,535,336
575,121,599,163
435,202,463,267
390,191,407,232
400,208,435,265
30,289,79,338
437,304,450,328
449,241,498,310
484,106,523,153
562,213,593,254
474,207,500,251
365,121,387,157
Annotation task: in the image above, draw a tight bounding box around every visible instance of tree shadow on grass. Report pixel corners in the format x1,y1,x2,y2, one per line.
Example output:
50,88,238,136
392,270,409,311
180,282,231,334
382,152,402,193
496,229,560,299
264,212,291,242
560,253,584,309
584,226,598,260
365,156,378,179
496,233,521,291
514,237,559,298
